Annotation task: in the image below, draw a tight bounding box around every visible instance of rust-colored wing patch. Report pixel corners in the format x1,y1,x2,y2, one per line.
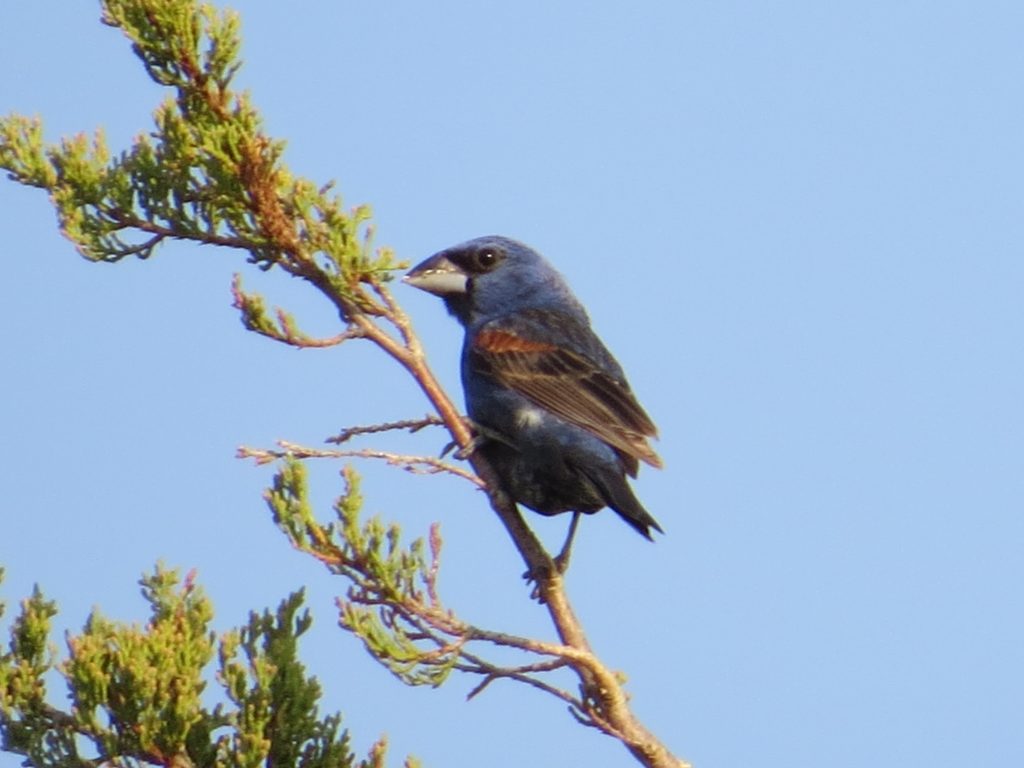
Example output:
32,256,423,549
475,329,558,354
471,320,662,472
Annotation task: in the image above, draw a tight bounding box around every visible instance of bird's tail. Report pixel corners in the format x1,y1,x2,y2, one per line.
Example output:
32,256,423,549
586,468,664,540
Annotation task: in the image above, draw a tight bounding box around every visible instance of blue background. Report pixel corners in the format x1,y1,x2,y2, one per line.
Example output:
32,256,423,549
2,2,1022,766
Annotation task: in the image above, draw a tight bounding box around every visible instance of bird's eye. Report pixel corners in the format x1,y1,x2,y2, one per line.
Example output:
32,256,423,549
475,250,499,270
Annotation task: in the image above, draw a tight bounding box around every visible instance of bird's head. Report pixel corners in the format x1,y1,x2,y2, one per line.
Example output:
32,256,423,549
404,236,583,325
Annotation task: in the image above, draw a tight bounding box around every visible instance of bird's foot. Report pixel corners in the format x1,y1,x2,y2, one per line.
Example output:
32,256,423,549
454,434,486,460
440,437,476,460
440,419,500,460
440,430,484,460
522,561,559,603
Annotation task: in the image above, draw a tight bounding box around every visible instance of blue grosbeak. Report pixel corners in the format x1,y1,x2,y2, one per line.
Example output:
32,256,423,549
405,236,663,558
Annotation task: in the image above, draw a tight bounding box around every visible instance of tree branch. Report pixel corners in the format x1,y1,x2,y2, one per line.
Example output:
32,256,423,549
326,415,446,445
0,2,688,764
238,440,483,487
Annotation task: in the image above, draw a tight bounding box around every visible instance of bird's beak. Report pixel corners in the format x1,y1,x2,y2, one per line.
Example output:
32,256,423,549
403,252,468,296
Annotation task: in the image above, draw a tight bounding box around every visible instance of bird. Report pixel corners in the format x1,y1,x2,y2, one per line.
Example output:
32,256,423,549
404,235,663,566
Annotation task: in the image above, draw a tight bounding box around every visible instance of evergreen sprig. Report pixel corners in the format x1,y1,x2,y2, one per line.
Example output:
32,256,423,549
1,0,397,315
0,566,403,768
266,461,462,687
0,1,687,765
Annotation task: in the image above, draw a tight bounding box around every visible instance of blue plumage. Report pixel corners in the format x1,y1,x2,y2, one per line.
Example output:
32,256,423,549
405,236,663,541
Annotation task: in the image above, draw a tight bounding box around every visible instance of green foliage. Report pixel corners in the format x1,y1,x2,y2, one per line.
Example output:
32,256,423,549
267,461,462,688
0,0,400,319
0,579,72,768
218,592,351,768
2,0,684,765
1,1,451,760
64,567,215,763
0,566,400,768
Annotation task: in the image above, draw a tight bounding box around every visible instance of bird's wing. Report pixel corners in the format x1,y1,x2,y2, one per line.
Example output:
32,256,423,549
469,310,662,473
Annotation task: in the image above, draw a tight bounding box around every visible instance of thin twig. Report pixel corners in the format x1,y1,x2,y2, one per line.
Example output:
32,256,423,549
460,653,574,701
426,523,442,606
463,665,578,706
237,440,484,487
284,440,484,487
113,232,165,257
104,207,254,250
326,415,445,444
274,309,365,347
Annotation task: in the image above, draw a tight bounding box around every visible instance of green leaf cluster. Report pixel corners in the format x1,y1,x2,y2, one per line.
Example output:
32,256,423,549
65,568,215,763
0,0,400,319
266,461,463,689
0,566,400,768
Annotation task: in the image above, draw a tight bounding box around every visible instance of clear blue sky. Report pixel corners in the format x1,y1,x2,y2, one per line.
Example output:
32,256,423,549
2,2,1022,767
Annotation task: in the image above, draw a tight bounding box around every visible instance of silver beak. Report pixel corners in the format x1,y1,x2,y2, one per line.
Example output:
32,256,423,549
403,253,468,296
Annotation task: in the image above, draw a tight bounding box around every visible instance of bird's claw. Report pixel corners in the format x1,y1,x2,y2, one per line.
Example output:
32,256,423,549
455,435,485,460
521,557,565,602
440,419,495,460
522,566,549,602
439,434,485,460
